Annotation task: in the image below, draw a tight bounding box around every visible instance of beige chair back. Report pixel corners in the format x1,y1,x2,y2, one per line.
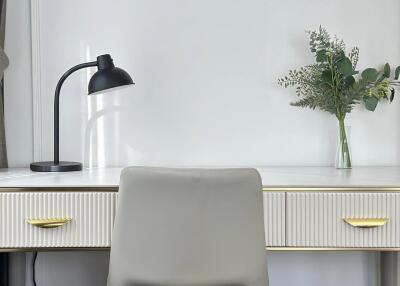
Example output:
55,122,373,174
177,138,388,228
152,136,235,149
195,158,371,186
108,167,268,286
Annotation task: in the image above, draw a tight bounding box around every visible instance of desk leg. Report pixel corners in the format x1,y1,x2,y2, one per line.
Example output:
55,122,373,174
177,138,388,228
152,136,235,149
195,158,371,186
0,253,8,286
380,252,399,286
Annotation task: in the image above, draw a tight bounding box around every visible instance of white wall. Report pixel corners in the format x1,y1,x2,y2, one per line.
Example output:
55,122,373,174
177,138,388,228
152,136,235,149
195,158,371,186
34,0,400,167
4,0,400,286
23,251,379,286
25,251,110,286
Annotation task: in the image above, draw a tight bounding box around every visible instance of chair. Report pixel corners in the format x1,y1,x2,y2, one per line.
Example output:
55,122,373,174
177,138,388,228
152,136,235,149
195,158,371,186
108,167,268,286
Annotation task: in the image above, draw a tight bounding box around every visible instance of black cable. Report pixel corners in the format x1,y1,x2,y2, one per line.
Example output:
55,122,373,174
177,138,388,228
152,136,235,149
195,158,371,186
32,251,38,286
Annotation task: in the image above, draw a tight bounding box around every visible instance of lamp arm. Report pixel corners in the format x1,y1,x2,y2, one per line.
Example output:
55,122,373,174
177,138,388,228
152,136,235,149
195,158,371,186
54,61,97,164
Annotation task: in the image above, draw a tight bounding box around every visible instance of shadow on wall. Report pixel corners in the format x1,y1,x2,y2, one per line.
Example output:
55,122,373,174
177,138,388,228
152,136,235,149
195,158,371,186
82,44,143,168
83,104,144,168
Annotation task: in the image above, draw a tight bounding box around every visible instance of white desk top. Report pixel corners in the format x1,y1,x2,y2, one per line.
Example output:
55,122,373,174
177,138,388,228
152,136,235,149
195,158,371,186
0,167,400,188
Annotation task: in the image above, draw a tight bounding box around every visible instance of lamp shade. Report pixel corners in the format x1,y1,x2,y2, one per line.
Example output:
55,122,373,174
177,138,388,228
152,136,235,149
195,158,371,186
88,54,134,95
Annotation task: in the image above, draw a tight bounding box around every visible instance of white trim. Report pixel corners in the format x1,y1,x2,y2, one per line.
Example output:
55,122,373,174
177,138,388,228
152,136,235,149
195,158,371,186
30,0,43,161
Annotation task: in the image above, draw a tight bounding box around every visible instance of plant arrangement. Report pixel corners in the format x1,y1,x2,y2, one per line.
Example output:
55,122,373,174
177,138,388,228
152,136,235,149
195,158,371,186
278,26,400,168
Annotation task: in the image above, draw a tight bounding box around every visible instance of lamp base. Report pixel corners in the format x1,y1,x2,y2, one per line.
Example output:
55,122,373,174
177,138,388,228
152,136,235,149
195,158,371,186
30,161,82,172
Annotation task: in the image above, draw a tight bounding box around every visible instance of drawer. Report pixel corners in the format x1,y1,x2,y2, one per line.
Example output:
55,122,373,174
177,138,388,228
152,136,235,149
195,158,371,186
0,192,117,248
263,192,285,247
287,192,399,248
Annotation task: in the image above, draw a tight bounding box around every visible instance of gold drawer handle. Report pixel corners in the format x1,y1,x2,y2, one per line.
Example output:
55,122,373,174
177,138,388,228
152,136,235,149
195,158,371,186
26,218,72,229
343,218,388,228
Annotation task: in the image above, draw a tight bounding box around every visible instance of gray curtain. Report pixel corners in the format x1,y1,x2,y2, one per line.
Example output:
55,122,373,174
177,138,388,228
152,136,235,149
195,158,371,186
0,0,8,169
0,1,8,286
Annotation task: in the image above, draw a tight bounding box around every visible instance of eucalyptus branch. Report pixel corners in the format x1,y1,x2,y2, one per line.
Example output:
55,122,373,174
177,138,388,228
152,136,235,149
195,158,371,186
278,26,400,114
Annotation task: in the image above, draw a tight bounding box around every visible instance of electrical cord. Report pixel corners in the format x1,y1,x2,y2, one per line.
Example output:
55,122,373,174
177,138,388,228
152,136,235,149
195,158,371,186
32,251,38,286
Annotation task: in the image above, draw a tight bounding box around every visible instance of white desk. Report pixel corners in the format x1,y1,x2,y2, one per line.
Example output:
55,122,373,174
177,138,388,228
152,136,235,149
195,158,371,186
2,166,400,188
1,167,400,251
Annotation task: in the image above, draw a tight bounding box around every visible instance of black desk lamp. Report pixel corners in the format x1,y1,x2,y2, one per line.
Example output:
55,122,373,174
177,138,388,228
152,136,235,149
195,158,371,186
30,54,134,172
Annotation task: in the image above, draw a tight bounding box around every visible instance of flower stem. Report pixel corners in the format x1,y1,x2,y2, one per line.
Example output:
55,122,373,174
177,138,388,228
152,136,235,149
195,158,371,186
338,119,351,168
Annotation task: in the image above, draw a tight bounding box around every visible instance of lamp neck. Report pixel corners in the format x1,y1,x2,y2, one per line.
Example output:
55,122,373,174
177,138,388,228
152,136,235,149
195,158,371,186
96,54,115,70
54,61,97,164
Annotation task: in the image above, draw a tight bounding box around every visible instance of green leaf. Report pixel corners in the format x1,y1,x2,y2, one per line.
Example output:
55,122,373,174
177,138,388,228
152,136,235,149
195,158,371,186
334,50,346,63
362,68,379,82
384,63,391,78
337,57,353,76
343,75,355,88
377,74,386,83
395,66,400,80
363,96,379,111
316,50,327,62
321,70,332,84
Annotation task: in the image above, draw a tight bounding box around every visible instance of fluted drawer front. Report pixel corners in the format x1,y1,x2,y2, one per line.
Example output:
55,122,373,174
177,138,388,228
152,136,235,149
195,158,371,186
287,193,399,247
0,191,282,248
0,192,117,248
263,192,285,246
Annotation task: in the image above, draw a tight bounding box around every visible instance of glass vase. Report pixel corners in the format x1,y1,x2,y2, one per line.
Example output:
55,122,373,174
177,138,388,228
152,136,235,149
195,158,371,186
335,121,352,169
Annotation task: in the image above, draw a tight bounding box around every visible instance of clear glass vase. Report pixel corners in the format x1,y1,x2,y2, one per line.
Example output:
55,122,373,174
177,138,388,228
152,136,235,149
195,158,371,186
335,121,352,169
